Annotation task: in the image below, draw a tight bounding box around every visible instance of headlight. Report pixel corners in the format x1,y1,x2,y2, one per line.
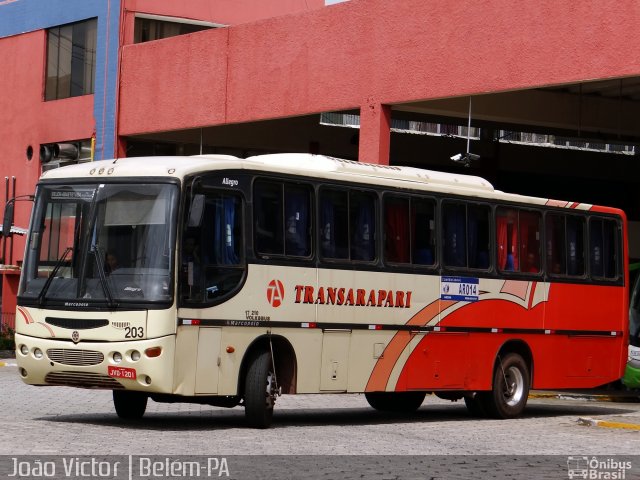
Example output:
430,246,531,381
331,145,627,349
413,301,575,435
130,350,141,362
113,352,122,363
20,345,28,356
33,348,43,359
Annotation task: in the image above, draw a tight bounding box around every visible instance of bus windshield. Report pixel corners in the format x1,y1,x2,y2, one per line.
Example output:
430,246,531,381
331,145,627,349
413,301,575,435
19,182,178,307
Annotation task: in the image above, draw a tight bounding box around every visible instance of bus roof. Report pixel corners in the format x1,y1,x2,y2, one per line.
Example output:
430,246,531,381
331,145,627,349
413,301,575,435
38,153,591,210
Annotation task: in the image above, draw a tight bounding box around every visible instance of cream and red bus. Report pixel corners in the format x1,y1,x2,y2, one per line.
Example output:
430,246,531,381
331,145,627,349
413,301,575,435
13,153,628,427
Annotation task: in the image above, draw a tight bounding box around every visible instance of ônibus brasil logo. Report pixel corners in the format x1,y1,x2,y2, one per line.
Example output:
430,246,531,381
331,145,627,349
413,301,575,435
267,279,285,307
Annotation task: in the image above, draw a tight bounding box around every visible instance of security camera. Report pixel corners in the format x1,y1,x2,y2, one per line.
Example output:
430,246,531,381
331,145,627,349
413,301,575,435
450,152,480,165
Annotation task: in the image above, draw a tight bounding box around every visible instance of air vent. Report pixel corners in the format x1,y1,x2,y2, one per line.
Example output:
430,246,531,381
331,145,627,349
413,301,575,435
47,348,104,366
45,317,109,330
44,371,123,389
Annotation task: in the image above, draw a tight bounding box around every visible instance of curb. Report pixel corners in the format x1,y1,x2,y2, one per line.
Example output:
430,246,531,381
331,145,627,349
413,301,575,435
0,350,16,367
529,392,640,403
577,417,640,431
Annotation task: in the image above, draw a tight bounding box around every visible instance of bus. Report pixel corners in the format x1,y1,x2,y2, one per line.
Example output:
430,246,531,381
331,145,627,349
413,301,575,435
11,153,628,428
624,269,640,389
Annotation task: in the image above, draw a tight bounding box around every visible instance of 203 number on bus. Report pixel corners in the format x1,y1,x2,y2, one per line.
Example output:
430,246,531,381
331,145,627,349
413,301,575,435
124,326,144,338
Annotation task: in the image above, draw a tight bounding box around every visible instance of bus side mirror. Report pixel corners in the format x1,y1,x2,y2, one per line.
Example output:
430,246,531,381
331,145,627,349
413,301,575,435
187,194,205,227
2,200,14,237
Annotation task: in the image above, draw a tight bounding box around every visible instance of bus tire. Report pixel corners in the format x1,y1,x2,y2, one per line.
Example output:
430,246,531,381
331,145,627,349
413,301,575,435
364,391,426,412
482,352,530,419
113,390,148,419
244,350,276,428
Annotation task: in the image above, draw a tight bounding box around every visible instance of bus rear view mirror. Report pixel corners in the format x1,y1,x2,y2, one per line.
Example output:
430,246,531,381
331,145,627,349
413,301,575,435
2,200,14,237
188,194,205,227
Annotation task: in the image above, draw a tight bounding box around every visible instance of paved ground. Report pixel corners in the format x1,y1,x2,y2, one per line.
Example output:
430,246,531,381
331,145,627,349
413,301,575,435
1,357,639,479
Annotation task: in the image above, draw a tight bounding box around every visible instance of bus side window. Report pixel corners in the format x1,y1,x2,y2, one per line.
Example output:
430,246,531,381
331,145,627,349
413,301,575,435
519,210,541,274
320,189,349,259
590,218,604,277
182,191,243,303
602,219,618,279
497,208,518,271
590,218,618,279
284,185,312,257
412,198,435,266
443,202,466,268
350,191,376,262
384,196,410,263
254,182,283,255
566,216,585,276
468,204,490,269
546,214,566,275
443,202,490,270
497,208,541,274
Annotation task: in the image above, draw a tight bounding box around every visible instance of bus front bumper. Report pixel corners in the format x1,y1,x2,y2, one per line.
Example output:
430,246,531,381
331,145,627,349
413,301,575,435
622,364,640,390
14,333,176,394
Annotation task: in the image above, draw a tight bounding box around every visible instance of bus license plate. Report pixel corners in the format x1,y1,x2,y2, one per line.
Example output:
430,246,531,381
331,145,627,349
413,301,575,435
108,366,137,380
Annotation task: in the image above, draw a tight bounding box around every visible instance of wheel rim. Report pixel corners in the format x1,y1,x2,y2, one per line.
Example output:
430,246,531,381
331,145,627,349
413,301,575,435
502,365,525,406
265,371,276,409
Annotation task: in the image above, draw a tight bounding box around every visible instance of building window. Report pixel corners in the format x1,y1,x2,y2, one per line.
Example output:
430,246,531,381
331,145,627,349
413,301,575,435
45,19,97,101
134,18,214,43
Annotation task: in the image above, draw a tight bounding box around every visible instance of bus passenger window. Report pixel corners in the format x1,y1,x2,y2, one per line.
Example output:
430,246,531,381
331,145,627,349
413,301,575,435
384,196,410,263
590,218,618,279
519,210,541,273
350,192,376,261
320,190,349,259
566,216,585,276
284,185,311,257
443,202,489,270
412,198,435,266
443,203,466,268
254,182,283,255
497,208,518,271
496,208,541,274
468,205,490,269
546,214,566,275
182,191,243,303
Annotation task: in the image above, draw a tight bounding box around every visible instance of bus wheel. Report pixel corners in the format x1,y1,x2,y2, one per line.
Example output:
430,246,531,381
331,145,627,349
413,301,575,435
113,390,148,419
244,350,276,428
364,391,426,412
482,353,530,419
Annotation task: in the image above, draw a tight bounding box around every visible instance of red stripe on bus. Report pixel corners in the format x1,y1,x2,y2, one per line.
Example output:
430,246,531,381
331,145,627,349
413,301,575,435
365,299,456,392
17,306,33,324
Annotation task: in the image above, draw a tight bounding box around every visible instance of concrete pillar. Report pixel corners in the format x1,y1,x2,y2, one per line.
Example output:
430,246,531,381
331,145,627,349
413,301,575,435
358,102,391,165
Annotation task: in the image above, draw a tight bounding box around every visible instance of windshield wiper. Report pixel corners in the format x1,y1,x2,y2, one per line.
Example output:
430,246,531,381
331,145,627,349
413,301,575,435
38,247,73,306
92,246,118,309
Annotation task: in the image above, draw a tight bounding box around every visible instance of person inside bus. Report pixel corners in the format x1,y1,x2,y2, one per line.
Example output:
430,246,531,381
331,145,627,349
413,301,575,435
505,253,515,271
525,252,540,273
104,252,119,275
